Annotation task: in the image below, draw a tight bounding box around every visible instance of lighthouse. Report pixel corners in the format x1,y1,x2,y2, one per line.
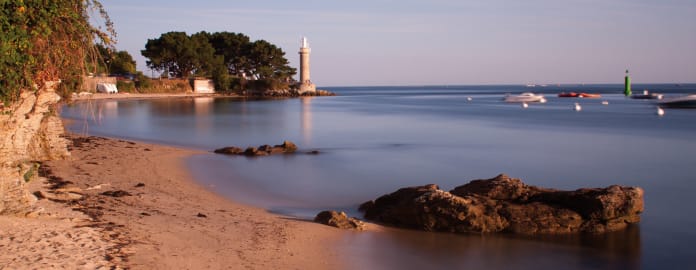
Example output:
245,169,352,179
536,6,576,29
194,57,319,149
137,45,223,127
624,69,632,96
298,37,316,93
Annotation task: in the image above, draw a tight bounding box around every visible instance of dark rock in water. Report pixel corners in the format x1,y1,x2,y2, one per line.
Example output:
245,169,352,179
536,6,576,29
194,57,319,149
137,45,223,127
134,183,145,188
213,146,243,155
196,213,207,218
359,174,643,235
307,150,320,155
243,147,258,156
249,89,336,97
275,140,297,153
214,141,299,157
314,210,365,230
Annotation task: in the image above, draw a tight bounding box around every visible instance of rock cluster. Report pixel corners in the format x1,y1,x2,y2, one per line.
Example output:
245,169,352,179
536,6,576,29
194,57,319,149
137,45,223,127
359,174,643,235
314,210,365,230
214,141,298,157
0,84,70,214
252,89,336,97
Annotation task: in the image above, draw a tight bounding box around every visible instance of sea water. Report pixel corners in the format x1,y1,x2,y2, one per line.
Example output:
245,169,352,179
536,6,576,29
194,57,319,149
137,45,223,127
62,84,696,269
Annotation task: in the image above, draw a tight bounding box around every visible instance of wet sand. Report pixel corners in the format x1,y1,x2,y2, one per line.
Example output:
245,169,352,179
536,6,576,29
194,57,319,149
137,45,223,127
1,134,356,269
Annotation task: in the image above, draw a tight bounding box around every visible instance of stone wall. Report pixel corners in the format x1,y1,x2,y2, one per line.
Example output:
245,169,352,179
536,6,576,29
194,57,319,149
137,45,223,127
82,76,117,92
0,84,70,215
193,79,215,93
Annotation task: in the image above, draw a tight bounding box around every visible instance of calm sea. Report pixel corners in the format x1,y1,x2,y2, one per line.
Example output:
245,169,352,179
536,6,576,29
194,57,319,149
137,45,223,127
62,84,696,269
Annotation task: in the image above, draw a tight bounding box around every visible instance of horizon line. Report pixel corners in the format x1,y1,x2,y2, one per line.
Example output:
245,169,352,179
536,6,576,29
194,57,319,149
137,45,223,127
317,82,696,88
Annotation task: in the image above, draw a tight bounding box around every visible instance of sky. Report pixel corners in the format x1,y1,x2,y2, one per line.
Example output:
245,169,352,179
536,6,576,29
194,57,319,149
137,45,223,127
97,0,696,86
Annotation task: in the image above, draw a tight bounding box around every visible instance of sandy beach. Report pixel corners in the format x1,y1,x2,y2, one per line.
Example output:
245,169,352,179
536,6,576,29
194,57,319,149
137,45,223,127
1,110,359,269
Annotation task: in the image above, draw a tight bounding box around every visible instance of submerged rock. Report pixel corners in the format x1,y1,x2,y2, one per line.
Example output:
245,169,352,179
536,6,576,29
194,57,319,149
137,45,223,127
359,174,643,235
314,210,365,230
213,141,298,157
213,146,243,155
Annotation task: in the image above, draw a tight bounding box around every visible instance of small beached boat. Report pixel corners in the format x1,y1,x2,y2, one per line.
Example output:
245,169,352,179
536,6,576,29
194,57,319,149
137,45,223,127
631,90,663,100
658,94,696,108
504,92,547,103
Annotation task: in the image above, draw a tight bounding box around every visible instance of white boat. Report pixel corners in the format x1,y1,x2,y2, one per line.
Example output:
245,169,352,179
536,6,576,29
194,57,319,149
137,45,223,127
631,90,663,100
504,92,547,103
658,94,696,108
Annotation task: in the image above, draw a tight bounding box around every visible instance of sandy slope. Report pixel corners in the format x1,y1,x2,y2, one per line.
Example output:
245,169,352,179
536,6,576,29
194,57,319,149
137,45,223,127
1,135,347,269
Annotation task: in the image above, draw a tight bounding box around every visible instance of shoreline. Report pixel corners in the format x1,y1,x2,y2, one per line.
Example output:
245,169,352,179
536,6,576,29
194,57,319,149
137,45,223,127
71,92,229,101
2,132,362,269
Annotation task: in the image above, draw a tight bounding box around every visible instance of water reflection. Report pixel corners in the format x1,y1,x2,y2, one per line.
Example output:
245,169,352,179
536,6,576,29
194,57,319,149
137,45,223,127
342,225,640,269
301,97,313,145
101,101,118,120
59,85,696,269
194,97,214,135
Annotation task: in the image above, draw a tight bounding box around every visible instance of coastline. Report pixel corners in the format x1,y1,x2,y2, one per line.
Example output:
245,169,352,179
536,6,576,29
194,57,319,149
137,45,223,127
2,131,355,269
71,92,227,101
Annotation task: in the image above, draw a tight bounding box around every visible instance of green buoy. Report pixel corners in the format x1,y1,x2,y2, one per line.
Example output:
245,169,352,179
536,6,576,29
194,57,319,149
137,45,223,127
624,69,632,96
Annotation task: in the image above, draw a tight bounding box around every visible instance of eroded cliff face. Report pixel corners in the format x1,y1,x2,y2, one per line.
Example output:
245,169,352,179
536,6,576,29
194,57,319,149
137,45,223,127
0,86,70,215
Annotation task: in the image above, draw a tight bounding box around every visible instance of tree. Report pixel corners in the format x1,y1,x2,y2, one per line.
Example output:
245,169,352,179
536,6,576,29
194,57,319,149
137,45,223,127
141,31,296,85
190,32,217,77
246,40,296,81
208,32,251,76
111,51,137,75
0,0,115,103
95,44,136,75
141,31,215,78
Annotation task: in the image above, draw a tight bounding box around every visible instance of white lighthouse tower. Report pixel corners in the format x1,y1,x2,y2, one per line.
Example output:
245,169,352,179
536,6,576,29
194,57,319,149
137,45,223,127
298,37,316,93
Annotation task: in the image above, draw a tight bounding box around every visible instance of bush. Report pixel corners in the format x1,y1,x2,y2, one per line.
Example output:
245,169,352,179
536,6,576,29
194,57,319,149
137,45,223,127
134,72,152,90
0,1,115,104
246,78,290,91
116,80,135,93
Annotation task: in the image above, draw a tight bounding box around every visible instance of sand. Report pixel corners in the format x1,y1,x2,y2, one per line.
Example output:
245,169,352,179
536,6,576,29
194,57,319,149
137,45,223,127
1,134,354,269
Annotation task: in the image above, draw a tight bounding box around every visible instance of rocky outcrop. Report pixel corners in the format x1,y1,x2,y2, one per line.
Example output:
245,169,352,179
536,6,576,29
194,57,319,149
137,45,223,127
359,174,643,235
314,210,365,230
251,89,336,97
0,85,70,215
214,141,298,157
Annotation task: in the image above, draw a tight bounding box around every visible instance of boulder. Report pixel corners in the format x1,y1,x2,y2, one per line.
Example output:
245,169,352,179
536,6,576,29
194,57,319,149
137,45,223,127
243,147,259,156
359,174,643,235
314,210,365,230
213,141,300,157
275,140,297,153
213,146,243,155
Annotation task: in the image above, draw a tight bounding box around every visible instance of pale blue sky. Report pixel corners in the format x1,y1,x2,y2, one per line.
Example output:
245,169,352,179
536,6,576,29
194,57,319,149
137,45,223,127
100,0,695,86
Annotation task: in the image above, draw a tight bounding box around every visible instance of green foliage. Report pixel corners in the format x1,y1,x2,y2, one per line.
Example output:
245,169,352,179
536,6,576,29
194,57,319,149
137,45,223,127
247,40,296,80
23,163,40,183
141,31,216,78
246,78,291,91
134,71,152,89
208,32,251,76
141,31,297,89
94,44,137,75
116,80,135,93
0,0,116,104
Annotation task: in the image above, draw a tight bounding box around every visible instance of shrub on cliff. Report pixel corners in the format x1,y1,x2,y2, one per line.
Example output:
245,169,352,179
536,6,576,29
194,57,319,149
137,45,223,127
0,0,115,104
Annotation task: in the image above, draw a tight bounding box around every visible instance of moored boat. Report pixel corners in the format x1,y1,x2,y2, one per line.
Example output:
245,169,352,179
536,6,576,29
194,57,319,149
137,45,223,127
579,93,601,98
631,90,663,100
558,92,579,98
504,92,547,103
658,94,696,108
